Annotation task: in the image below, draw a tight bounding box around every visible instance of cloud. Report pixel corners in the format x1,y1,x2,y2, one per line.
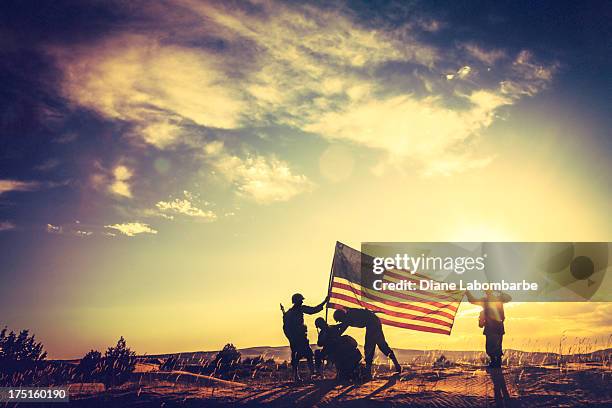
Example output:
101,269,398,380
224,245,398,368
0,179,41,195
304,89,509,175
90,163,134,199
109,165,133,198
0,221,16,231
186,0,438,129
155,191,217,220
104,222,158,237
50,0,557,177
52,33,245,149
50,0,436,141
445,65,472,81
501,51,557,97
462,43,506,65
205,142,314,204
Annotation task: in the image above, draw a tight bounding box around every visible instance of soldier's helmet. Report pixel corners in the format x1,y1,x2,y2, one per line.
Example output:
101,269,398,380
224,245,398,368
315,317,327,329
292,293,305,304
333,309,347,322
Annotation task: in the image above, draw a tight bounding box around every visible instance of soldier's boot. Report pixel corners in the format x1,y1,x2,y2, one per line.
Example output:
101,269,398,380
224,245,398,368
389,351,401,373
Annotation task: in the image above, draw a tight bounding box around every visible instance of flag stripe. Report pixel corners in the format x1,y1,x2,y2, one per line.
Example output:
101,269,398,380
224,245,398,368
332,278,459,314
331,282,454,321
329,302,451,335
328,298,451,331
378,316,451,335
330,287,454,330
329,291,453,328
383,270,464,301
332,297,451,330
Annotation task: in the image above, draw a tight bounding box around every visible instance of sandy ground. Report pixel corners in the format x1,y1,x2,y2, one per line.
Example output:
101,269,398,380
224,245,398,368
67,364,610,407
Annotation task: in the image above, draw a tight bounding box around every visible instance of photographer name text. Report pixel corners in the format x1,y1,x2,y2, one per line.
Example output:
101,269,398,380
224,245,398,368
373,279,539,292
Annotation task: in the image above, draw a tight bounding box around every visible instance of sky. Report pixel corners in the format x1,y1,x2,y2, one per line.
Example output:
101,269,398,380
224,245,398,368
0,0,611,358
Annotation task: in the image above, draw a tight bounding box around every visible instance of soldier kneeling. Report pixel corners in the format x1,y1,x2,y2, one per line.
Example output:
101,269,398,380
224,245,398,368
314,318,363,382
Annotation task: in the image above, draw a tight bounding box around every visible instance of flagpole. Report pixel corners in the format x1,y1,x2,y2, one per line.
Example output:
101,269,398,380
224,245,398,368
325,242,338,322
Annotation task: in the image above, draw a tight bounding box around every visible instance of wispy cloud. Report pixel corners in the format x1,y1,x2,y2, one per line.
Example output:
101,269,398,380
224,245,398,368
461,43,506,66
90,163,134,199
109,165,133,198
52,34,245,149
50,0,557,179
0,179,41,195
155,191,217,220
501,51,557,97
305,88,510,175
104,222,158,237
205,141,314,204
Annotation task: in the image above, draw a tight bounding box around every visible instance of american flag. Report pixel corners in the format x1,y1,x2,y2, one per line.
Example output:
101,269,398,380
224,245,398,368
327,242,464,335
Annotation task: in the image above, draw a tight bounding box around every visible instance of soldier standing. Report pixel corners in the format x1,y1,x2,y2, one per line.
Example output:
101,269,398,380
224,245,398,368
467,290,511,368
281,293,329,381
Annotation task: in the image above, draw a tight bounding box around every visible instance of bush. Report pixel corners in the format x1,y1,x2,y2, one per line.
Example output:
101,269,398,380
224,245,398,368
101,337,136,387
0,327,47,386
77,350,103,382
213,343,241,373
433,354,454,368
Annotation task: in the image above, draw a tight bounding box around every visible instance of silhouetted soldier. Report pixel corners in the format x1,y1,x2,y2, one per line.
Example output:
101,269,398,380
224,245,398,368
281,293,329,381
467,290,511,368
314,317,362,381
333,308,401,377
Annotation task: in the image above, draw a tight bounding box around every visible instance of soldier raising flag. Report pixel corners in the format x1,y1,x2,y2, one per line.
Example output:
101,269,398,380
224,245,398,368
281,293,329,381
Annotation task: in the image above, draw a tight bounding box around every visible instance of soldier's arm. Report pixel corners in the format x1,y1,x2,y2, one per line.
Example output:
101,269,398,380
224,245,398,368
302,296,330,314
301,304,322,314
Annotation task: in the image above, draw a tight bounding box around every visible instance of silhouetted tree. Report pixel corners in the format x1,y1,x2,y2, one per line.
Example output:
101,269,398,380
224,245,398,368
213,343,241,372
77,350,103,382
101,337,136,387
0,327,47,386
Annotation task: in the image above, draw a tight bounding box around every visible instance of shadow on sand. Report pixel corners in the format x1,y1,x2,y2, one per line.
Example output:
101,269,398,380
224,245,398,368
487,367,511,408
